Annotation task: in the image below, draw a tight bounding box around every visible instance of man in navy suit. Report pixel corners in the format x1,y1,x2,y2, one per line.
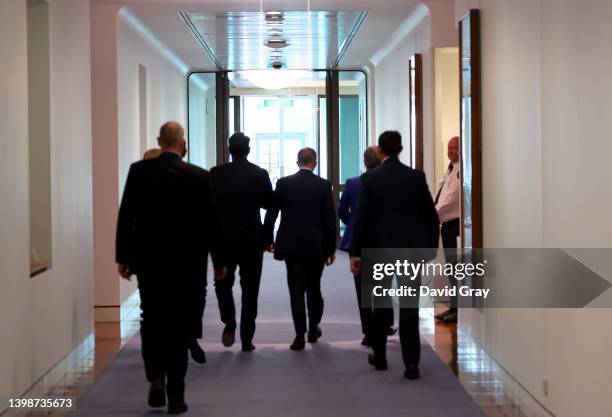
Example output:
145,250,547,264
338,147,380,252
338,147,395,346
350,131,439,380
264,147,337,351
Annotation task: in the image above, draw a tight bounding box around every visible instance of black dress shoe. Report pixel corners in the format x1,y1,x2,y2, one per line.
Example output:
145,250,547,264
222,320,237,347
360,336,372,347
442,311,458,324
147,377,165,408
404,364,420,380
188,338,206,364
307,326,322,343
387,326,398,336
241,342,256,352
290,337,306,351
367,353,388,370
434,309,453,321
167,402,188,415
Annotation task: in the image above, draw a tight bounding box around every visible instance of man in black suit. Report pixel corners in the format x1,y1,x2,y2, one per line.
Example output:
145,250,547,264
116,122,226,414
264,148,336,351
210,132,273,352
139,143,209,366
350,131,439,380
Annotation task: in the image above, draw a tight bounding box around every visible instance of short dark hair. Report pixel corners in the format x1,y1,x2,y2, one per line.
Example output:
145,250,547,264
297,147,317,166
378,131,403,156
363,146,381,170
228,132,250,157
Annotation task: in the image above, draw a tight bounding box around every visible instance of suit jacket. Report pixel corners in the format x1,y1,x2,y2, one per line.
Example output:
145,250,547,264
264,169,336,260
350,157,439,257
210,158,273,251
337,176,361,252
115,152,225,274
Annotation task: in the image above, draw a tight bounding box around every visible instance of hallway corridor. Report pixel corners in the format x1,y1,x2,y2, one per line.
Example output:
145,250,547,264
3,1,611,416
71,253,486,417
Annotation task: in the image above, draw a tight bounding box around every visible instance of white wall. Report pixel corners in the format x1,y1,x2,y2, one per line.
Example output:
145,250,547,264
0,0,93,399
373,0,457,190
117,9,188,179
188,73,217,169
433,47,459,186
91,2,122,320
454,1,612,416
374,11,433,174
117,9,188,303
91,6,189,315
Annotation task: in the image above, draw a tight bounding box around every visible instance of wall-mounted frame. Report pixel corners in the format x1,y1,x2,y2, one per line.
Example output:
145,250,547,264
459,9,482,249
408,54,424,170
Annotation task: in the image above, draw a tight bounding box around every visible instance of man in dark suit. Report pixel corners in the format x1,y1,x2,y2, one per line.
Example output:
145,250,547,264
210,132,273,352
137,142,208,366
350,131,439,380
264,147,336,351
338,146,395,346
116,122,226,414
338,147,381,252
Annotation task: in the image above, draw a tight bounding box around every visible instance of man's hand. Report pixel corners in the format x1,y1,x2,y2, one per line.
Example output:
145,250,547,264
118,264,132,281
325,255,335,266
214,266,228,281
265,244,275,253
350,257,361,276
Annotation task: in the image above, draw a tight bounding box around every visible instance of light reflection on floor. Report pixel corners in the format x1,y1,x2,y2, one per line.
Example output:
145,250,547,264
424,307,528,417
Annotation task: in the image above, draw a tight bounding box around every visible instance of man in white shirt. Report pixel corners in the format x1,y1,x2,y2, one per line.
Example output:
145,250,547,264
434,136,461,324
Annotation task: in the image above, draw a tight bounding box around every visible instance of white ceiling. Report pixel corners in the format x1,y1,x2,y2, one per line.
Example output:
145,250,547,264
115,0,429,71
182,10,366,70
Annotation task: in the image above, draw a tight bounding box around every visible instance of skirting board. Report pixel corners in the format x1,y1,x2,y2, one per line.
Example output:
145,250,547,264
94,306,120,323
0,334,94,416
458,310,556,417
95,289,141,323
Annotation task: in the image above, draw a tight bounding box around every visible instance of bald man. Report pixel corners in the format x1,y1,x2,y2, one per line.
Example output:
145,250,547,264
434,136,461,324
263,147,336,351
116,121,226,414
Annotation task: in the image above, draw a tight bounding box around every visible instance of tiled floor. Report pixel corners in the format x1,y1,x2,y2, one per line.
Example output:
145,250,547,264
423,307,529,417
9,304,528,417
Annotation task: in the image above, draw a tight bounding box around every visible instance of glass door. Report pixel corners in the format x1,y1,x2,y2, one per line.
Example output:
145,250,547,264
240,95,318,186
188,69,369,244
336,70,368,241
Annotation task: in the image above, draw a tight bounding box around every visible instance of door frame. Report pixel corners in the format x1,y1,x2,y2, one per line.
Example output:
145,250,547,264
187,68,369,244
409,54,424,170
459,9,483,249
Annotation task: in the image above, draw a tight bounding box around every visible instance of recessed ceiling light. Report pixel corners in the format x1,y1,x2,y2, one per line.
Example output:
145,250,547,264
241,69,306,90
265,11,284,22
265,39,289,48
